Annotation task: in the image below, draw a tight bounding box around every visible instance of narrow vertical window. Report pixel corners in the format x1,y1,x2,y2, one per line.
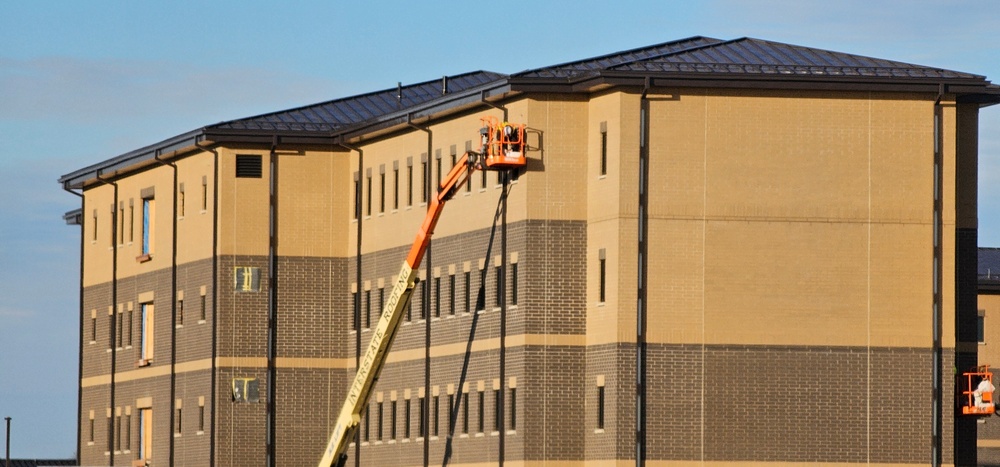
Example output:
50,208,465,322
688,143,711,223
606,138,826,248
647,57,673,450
418,396,425,438
478,269,487,311
125,412,131,450
420,281,428,320
434,276,441,318
511,263,518,305
509,387,516,430
352,291,359,331
393,167,399,210
365,289,371,329
407,164,413,207
600,125,608,176
179,189,185,217
979,311,986,343
421,160,428,203
449,274,456,315
125,309,132,347
433,395,440,437
378,288,385,322
366,174,372,216
494,266,502,307
436,157,442,189
378,401,384,441
477,390,484,433
128,202,134,243
138,408,152,461
175,407,182,434
405,291,412,322
119,203,125,245
462,392,469,434
116,311,123,348
198,402,205,432
89,415,95,443
200,294,206,321
141,197,155,256
92,210,98,242
481,168,487,189
114,413,121,451
107,313,114,349
177,299,184,326
404,398,411,439
599,250,607,303
201,178,208,211
364,405,370,442
109,205,115,247
447,394,455,434
140,303,154,362
493,389,501,432
90,314,97,343
597,385,605,429
379,172,385,213
391,400,397,440
464,271,471,313
353,177,360,220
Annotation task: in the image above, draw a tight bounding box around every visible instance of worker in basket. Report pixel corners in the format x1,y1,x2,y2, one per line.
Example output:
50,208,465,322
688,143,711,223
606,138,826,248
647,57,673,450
974,375,997,411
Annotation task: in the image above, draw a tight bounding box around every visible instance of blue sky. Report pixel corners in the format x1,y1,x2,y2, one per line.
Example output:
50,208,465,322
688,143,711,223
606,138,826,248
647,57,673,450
1,0,999,458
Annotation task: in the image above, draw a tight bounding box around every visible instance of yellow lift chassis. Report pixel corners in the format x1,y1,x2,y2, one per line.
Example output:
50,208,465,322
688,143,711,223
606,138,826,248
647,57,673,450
318,117,527,467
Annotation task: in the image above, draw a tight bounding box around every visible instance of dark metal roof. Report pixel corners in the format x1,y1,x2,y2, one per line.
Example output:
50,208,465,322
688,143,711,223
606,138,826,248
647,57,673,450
3,459,77,467
60,36,1000,191
210,71,506,133
603,37,983,79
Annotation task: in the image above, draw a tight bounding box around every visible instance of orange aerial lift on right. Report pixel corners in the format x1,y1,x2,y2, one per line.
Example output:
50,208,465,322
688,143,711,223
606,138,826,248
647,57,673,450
317,116,527,467
960,365,996,416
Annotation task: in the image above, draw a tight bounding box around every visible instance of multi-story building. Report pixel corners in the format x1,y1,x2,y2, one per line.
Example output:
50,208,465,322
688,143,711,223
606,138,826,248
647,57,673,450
61,36,1000,466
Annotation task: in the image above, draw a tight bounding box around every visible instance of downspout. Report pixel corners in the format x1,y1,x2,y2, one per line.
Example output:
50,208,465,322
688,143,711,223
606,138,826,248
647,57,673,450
153,151,179,467
406,115,433,467
266,136,280,467
335,137,363,467
62,184,84,465
636,77,651,467
932,85,944,467
94,172,118,467
195,140,219,467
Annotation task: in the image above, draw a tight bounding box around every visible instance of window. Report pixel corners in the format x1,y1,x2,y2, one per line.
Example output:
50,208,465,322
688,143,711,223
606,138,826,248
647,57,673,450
510,387,516,430
114,412,121,451
599,251,607,303
436,157,442,189
597,384,605,429
600,125,608,176
434,276,441,318
447,394,454,434
138,408,152,462
462,392,469,434
129,202,134,243
107,313,114,349
90,313,96,343
118,203,125,245
141,197,155,257
407,164,413,207
125,412,131,450
418,396,425,438
477,269,486,311
404,398,411,439
393,167,399,210
109,206,115,247
352,291,359,331
449,274,456,315
198,402,205,432
464,271,471,313
477,390,484,433
391,400,397,440
366,174,372,216
433,395,440,437
353,177,360,220
420,281,428,320
421,161,428,203
200,293,206,322
511,263,518,305
202,178,208,211
126,308,133,347
377,401,384,441
175,406,182,434
116,310,123,348
179,189,185,217
979,311,986,343
177,299,184,326
365,289,371,329
364,405,370,442
495,266,502,307
88,414,94,443
379,172,385,213
481,168,487,189
91,210,97,242
140,303,154,363
493,389,501,432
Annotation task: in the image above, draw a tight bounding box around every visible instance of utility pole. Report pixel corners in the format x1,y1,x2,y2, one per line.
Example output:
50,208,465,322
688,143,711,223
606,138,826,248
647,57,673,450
5,416,11,467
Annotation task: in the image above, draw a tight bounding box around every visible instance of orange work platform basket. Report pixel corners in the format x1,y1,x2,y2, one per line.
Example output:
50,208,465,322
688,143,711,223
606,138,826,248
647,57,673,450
961,365,995,416
479,116,527,170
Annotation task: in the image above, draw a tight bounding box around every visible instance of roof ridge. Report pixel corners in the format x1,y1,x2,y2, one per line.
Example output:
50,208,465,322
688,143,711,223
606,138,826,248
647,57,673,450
517,36,724,74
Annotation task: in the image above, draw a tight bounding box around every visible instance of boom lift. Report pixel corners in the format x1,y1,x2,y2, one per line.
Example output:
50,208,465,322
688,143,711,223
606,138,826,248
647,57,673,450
318,116,527,467
960,365,996,416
